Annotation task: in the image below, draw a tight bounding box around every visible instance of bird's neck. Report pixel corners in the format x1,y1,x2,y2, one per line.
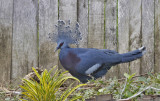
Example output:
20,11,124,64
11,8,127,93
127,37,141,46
59,46,70,61
61,44,70,49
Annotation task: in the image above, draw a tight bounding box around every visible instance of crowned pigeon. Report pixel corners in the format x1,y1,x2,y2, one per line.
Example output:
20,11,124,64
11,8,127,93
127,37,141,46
49,20,146,83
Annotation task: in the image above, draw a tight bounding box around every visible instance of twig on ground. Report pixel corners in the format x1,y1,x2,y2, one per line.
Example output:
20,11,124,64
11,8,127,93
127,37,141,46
0,87,21,96
120,86,160,100
120,78,127,99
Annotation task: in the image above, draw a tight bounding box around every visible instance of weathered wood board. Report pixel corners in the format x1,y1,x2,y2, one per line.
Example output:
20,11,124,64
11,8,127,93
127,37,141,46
0,0,13,82
141,0,154,74
105,0,118,78
129,0,141,76
12,0,38,81
77,0,88,48
39,0,58,70
96,94,113,101
59,0,77,24
88,0,104,49
155,0,160,73
1,0,160,83
58,0,77,70
118,0,130,78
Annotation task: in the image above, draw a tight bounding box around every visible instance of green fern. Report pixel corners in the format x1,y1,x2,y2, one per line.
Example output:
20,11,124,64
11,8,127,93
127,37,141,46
20,66,86,101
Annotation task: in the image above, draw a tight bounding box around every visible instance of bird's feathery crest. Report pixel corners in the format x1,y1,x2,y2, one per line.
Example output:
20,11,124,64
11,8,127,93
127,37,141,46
49,20,82,45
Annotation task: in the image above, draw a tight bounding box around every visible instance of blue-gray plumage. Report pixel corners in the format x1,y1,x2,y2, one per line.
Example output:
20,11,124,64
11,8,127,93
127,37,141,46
56,42,146,83
50,20,146,83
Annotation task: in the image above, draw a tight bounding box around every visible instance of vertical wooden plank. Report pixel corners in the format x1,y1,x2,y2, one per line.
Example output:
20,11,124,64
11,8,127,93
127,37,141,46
77,0,88,48
118,0,129,78
105,0,118,78
88,0,104,49
39,0,58,70
155,0,160,73
59,0,77,70
129,0,141,76
12,0,38,81
0,0,13,82
59,0,77,23
141,0,154,74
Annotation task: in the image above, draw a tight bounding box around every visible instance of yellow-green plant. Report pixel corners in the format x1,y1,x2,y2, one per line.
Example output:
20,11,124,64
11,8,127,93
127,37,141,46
20,66,86,101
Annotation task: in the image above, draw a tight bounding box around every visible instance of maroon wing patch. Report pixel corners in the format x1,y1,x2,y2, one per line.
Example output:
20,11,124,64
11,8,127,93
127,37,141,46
61,52,81,70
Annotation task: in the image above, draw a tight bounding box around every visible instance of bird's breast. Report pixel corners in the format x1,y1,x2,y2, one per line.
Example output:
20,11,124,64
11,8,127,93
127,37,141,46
59,51,81,71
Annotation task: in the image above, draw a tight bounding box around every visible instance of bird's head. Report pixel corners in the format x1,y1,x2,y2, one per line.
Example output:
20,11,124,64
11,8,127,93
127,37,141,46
49,20,82,52
54,41,69,52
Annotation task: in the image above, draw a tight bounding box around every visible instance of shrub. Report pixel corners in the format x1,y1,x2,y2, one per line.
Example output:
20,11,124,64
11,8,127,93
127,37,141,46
20,66,86,101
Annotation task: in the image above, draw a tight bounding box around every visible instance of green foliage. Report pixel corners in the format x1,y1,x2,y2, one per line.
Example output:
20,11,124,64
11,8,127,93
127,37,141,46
72,72,160,100
20,66,86,101
121,73,136,98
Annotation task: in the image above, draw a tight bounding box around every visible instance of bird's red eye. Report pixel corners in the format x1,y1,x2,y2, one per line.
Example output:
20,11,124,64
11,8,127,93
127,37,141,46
60,42,64,47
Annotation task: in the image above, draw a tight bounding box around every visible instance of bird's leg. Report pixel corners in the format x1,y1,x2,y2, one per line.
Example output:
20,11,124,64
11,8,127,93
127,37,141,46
88,74,95,80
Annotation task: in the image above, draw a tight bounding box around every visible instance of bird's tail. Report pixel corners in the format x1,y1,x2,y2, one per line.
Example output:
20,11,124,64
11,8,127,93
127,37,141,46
121,46,146,63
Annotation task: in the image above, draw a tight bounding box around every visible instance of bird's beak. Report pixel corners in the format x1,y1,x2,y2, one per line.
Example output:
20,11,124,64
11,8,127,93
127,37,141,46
54,47,58,52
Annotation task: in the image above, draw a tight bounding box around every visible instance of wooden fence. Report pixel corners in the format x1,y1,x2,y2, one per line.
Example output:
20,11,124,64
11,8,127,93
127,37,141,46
0,0,160,83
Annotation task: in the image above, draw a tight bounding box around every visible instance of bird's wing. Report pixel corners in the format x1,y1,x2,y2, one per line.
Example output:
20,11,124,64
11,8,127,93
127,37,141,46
101,49,118,55
75,48,121,75
74,49,107,75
